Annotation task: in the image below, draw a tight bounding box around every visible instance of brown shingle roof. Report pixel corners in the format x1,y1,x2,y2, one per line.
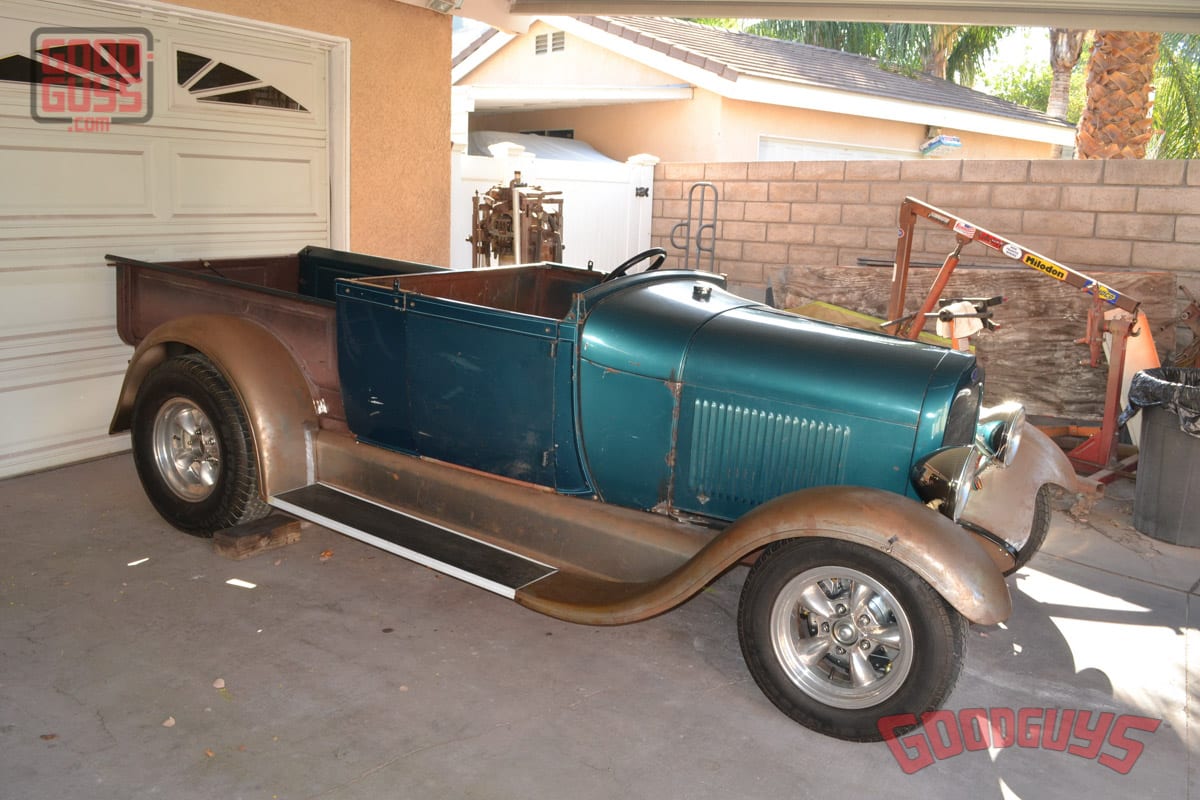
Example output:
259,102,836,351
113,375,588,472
577,16,1071,129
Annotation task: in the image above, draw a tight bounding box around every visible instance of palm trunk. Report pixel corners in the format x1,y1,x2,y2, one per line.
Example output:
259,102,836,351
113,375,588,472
923,25,957,79
1076,30,1162,159
1048,29,1086,158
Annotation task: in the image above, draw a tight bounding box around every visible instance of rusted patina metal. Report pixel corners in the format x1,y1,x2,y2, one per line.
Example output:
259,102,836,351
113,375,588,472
517,485,1011,627
310,429,1011,627
110,313,319,498
110,254,348,426
960,422,1098,551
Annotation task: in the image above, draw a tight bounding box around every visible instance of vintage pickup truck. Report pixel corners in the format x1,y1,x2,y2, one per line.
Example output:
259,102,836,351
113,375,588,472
107,245,1084,741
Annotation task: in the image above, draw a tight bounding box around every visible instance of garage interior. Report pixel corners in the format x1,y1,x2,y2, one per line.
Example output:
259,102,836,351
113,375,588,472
3,455,1197,798
2,0,1199,797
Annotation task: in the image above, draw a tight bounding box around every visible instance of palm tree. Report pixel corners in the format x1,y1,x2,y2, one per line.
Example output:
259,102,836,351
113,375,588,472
746,20,1008,84
1149,33,1200,159
1048,29,1087,158
1048,29,1087,121
749,20,887,58
1075,31,1162,159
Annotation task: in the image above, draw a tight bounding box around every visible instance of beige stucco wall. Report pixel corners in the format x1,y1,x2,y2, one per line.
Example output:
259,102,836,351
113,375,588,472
461,20,682,88
475,91,721,162
182,0,451,263
475,87,1053,163
717,98,1052,161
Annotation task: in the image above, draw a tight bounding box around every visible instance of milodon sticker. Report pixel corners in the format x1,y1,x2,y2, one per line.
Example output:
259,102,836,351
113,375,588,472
1084,280,1120,304
928,212,951,225
953,220,976,238
1002,243,1023,260
1023,253,1067,280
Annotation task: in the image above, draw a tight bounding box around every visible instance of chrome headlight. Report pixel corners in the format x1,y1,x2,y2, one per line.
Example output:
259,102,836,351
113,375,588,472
975,401,1026,468
911,445,985,521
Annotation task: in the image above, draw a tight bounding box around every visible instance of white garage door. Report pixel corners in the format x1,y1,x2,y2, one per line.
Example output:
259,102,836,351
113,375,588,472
0,0,340,478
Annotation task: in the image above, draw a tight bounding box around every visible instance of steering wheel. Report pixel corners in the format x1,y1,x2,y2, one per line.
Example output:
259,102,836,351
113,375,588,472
601,247,667,283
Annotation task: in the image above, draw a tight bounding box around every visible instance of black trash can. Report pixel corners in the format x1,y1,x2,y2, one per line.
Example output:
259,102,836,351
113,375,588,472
1123,367,1200,545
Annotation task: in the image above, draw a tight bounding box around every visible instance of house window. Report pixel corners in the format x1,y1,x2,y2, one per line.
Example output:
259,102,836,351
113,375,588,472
176,50,307,112
534,32,565,55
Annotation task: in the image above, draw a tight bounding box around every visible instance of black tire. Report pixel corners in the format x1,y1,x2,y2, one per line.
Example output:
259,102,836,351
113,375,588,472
737,538,966,742
1005,485,1052,576
131,354,269,536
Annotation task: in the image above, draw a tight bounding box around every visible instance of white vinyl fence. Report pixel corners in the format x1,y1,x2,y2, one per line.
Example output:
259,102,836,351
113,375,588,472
450,143,657,272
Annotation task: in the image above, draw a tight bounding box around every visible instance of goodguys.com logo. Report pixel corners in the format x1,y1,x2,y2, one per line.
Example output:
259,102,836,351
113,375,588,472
30,27,153,130
879,707,1161,775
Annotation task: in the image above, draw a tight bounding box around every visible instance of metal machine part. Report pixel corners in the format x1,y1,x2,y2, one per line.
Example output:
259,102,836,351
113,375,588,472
469,172,564,268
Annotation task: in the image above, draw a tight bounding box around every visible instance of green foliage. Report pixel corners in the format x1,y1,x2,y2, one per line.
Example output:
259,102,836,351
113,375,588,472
946,26,1011,86
982,60,1086,123
984,63,1050,110
748,20,887,55
745,20,1008,85
684,18,743,30
1149,33,1200,159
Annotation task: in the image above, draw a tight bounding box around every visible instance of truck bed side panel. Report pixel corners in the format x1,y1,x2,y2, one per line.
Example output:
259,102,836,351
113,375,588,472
114,258,344,425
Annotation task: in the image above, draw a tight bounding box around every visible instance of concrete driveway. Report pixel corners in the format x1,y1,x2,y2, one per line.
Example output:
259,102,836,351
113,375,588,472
1,454,1196,799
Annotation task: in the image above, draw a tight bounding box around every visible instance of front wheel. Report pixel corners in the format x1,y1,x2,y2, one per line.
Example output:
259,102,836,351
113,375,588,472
1005,485,1052,575
737,538,966,741
131,354,269,536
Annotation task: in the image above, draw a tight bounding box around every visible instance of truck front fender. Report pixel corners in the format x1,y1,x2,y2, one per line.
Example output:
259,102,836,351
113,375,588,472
109,314,318,498
518,485,1011,626
960,422,1098,553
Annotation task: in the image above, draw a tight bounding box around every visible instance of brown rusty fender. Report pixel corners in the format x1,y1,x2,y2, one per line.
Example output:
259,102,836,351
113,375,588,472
960,422,1098,555
111,315,1011,628
514,485,1011,627
109,313,319,497
308,430,1011,627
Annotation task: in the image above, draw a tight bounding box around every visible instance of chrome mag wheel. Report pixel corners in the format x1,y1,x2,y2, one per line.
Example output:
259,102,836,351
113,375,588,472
152,397,222,501
769,566,913,709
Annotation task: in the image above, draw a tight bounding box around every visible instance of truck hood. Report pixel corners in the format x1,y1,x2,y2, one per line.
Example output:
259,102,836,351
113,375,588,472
580,274,968,429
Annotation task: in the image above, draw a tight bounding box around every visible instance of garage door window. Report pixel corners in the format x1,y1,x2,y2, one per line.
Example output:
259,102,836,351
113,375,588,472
177,50,307,111
0,54,38,84
1,40,142,89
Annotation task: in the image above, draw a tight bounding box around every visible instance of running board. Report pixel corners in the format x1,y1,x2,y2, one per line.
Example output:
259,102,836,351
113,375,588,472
270,484,557,599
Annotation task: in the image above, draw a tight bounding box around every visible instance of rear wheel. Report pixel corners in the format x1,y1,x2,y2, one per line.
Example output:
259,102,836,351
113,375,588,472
131,354,268,536
737,538,965,741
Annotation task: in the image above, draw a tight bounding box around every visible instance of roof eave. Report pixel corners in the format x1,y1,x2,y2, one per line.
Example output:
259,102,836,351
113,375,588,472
453,29,517,83
731,75,1076,145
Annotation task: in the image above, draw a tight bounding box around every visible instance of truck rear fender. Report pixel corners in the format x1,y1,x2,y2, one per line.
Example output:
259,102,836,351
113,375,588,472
109,314,319,498
518,485,1011,626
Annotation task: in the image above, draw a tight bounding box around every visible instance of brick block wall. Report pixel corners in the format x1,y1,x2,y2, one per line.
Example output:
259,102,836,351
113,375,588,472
652,159,1200,298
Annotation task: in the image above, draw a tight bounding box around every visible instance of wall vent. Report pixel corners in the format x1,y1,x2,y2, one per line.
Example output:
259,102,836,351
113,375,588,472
534,32,565,54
